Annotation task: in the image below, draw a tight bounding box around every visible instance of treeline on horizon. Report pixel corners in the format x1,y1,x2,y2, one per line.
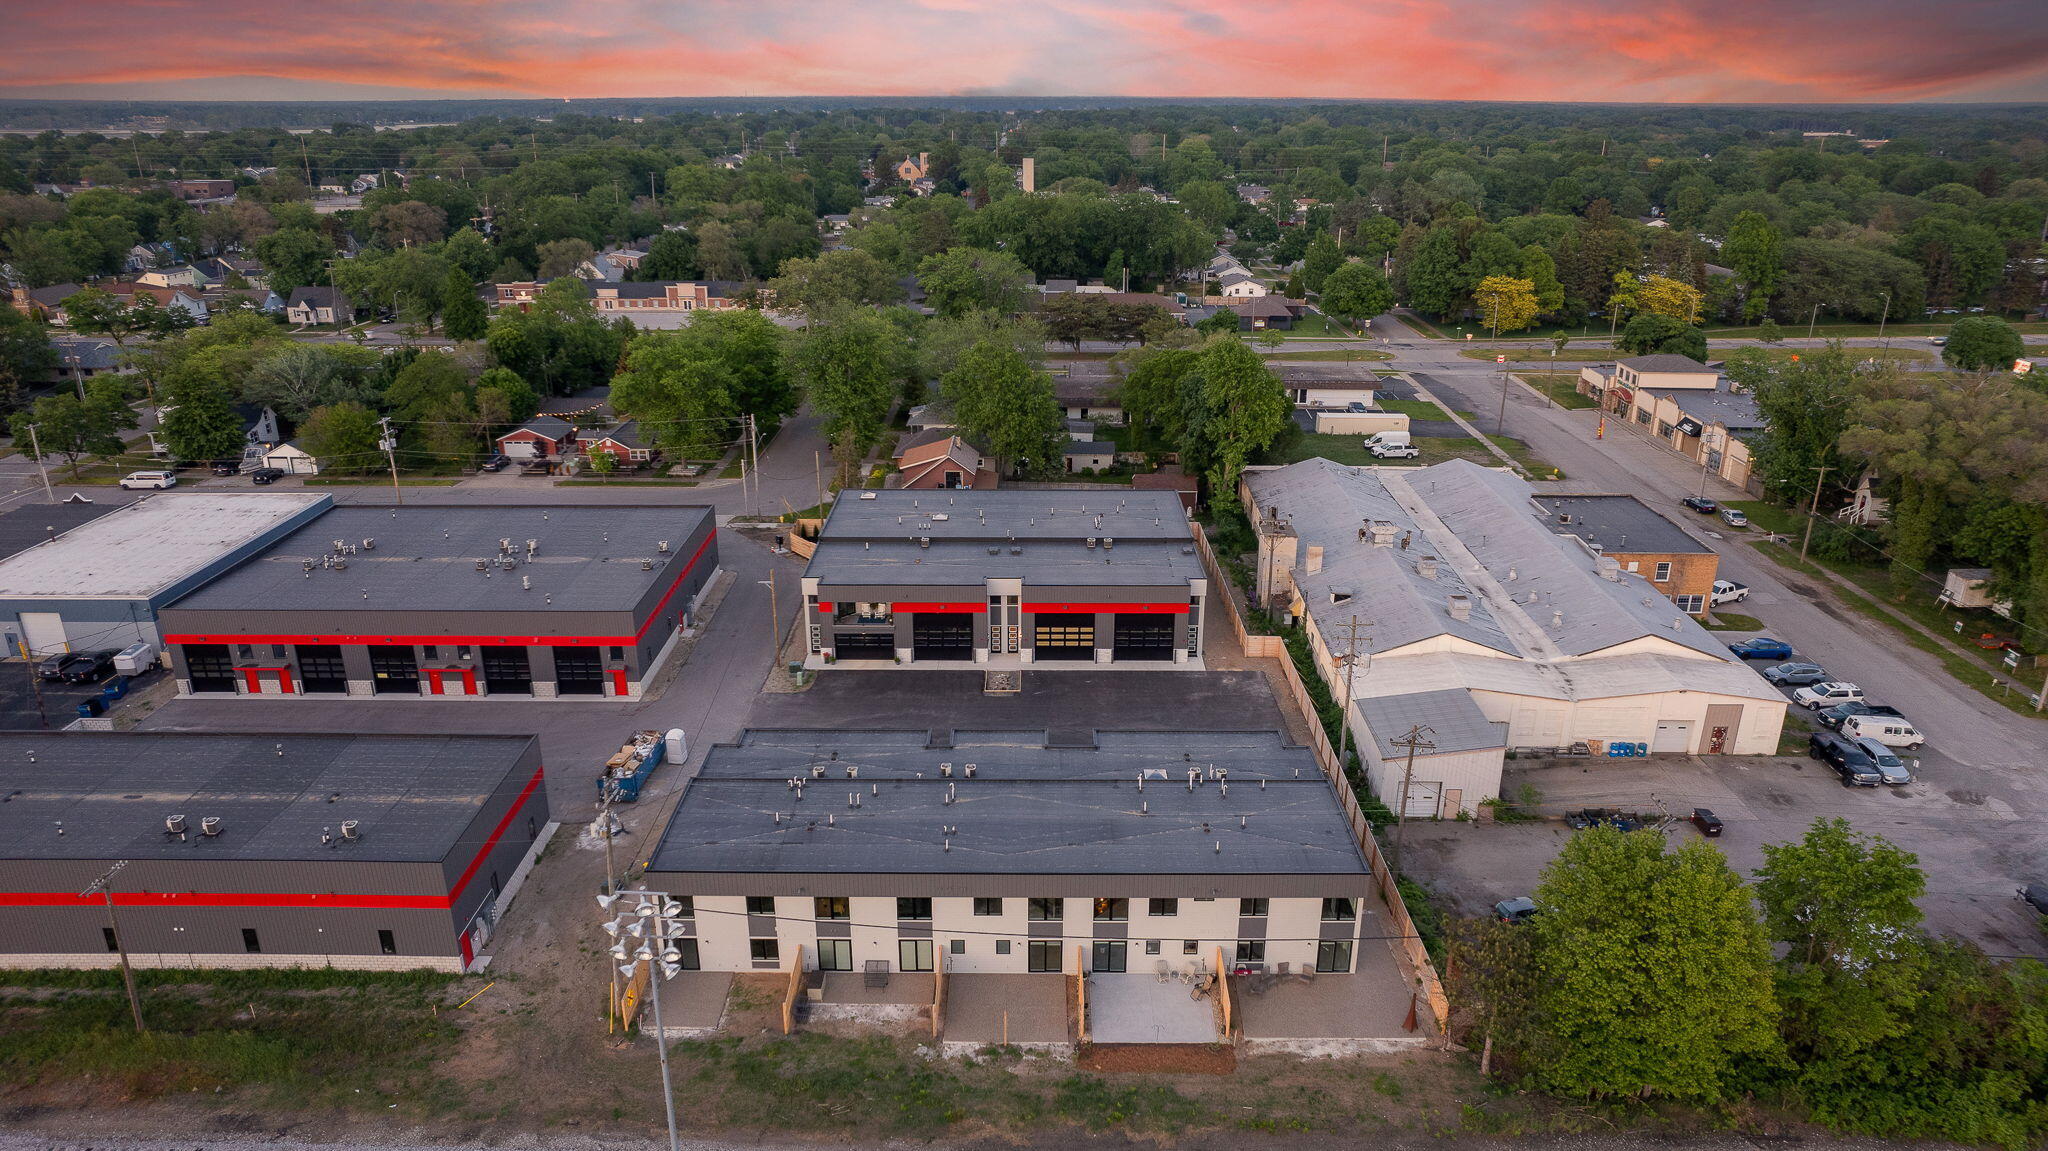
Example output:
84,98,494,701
3,96,2047,136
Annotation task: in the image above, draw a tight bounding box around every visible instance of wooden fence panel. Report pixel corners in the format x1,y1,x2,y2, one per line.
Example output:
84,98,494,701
1191,523,1449,1034
780,944,806,1035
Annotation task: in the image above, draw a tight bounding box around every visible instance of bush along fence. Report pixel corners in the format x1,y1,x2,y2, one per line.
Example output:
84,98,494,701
1191,523,1450,1033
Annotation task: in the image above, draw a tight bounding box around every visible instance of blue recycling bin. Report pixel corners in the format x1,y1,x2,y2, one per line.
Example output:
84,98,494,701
75,698,104,718
99,675,131,702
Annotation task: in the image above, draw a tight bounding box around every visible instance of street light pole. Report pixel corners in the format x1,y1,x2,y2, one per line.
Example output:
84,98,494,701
1807,303,1822,341
24,424,55,504
599,889,688,1151
1800,464,1833,562
83,861,145,1033
1877,292,1892,353
760,571,780,668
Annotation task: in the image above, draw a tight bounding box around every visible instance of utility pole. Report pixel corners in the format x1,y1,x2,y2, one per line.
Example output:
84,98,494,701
24,424,54,503
377,415,403,505
1799,464,1833,561
1877,291,1892,353
815,450,824,512
597,785,623,1031
1696,430,1717,499
1388,724,1436,872
747,414,761,517
299,137,313,189
21,640,47,728
760,570,780,667
1333,615,1370,770
83,861,145,1033
1807,302,1822,341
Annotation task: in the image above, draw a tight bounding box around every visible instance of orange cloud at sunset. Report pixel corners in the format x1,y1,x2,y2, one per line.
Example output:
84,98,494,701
4,0,2046,101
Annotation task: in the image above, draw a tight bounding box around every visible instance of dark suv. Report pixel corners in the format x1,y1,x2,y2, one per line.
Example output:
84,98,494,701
1809,731,1883,786
1818,702,1904,732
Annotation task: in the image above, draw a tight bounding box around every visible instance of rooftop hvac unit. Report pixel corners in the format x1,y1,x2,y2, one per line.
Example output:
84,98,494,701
918,537,931,548
339,820,361,841
164,814,186,835
200,816,221,837
361,538,375,550
859,491,877,500
658,540,670,553
1103,537,1114,549
1086,537,1098,548
932,513,949,521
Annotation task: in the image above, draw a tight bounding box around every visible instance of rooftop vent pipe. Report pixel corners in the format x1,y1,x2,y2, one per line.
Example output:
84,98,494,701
1447,594,1472,621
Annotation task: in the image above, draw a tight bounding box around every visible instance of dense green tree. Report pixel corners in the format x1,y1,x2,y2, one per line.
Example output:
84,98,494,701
0,306,58,407
1617,312,1707,360
1723,210,1785,322
915,247,1032,318
639,230,700,280
787,308,907,483
1896,215,2005,307
535,237,596,281
157,376,248,463
1402,226,1470,319
1180,336,1290,499
940,338,1065,477
439,227,495,282
1473,275,1539,334
440,268,488,340
1756,818,1929,1118
253,227,333,294
1942,315,2026,374
1519,245,1565,317
242,342,376,423
484,279,624,396
297,401,383,475
768,249,901,319
672,309,793,427
1523,828,1780,1102
1301,234,1344,294
608,333,740,459
10,377,135,477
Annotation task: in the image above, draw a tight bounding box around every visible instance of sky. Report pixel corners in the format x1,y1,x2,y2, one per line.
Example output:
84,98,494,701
5,0,2048,103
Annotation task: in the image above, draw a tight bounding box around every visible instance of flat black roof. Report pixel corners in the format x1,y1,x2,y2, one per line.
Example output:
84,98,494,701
649,730,1368,878
168,504,713,615
1531,494,1709,557
0,499,121,565
0,732,539,863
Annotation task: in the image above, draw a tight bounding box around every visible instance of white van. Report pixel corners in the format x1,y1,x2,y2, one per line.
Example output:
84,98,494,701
118,469,177,490
1841,714,1925,750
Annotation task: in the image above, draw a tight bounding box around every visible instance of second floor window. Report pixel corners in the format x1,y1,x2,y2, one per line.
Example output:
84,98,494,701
896,897,932,921
1093,898,1129,921
814,897,849,920
1027,897,1063,921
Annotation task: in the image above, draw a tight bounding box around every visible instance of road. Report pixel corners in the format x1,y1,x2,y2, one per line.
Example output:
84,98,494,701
1362,310,2048,953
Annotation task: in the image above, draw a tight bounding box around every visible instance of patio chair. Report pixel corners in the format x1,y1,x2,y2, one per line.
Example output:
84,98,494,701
1276,961,1290,975
863,960,890,989
1154,960,1171,983
1295,965,1318,984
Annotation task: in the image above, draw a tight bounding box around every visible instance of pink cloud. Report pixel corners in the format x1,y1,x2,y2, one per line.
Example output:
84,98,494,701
2,0,2045,101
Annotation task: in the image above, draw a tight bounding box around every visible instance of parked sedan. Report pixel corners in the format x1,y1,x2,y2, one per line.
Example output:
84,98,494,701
1729,637,1793,660
1689,808,1724,837
1817,702,1904,731
480,453,511,473
1719,507,1750,528
1764,662,1829,686
248,467,287,485
1810,731,1883,786
35,651,75,680
1681,496,1718,514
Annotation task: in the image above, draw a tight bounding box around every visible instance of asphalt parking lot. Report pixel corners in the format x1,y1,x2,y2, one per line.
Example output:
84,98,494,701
1401,744,2048,960
0,663,165,730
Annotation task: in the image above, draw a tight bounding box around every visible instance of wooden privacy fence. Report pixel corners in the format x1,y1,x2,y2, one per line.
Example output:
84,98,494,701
780,944,806,1035
1073,946,1090,1044
1191,523,1449,1035
931,961,948,1039
1214,945,1235,1040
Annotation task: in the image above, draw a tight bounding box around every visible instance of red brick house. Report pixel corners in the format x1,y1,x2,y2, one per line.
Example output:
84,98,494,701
580,421,655,467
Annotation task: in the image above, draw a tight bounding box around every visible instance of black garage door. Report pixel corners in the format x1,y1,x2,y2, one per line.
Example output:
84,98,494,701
481,648,532,695
183,644,236,694
912,615,972,661
833,631,895,658
553,647,604,695
369,645,418,694
1032,613,1096,661
1112,614,1175,661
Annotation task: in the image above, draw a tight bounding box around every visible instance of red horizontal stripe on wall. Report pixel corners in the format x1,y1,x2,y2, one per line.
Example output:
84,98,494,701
1022,602,1189,614
891,602,986,614
164,532,713,649
0,764,548,914
0,891,452,910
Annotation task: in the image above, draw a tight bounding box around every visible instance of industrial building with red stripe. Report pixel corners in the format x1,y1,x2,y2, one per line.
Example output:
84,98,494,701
801,490,1207,667
155,504,717,700
0,732,551,971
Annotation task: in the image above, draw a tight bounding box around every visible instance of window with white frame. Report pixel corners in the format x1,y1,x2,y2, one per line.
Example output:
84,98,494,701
1675,594,1705,613
1653,561,1672,582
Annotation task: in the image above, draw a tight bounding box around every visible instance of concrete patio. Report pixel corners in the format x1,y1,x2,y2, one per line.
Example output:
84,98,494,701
942,973,1070,1050
808,971,934,1025
1233,922,1429,1053
1087,972,1220,1044
648,971,732,1037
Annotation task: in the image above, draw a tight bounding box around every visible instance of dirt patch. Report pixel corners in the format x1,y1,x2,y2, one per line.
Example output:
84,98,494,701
1078,1043,1236,1075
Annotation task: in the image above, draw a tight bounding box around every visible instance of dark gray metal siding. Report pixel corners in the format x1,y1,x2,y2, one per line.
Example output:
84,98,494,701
437,740,550,928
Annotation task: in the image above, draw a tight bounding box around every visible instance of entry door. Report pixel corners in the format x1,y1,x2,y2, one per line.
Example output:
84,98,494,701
19,612,65,656
898,939,934,972
1091,941,1127,973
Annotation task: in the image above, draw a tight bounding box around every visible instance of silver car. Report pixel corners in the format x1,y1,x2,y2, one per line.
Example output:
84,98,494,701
1853,737,1913,785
